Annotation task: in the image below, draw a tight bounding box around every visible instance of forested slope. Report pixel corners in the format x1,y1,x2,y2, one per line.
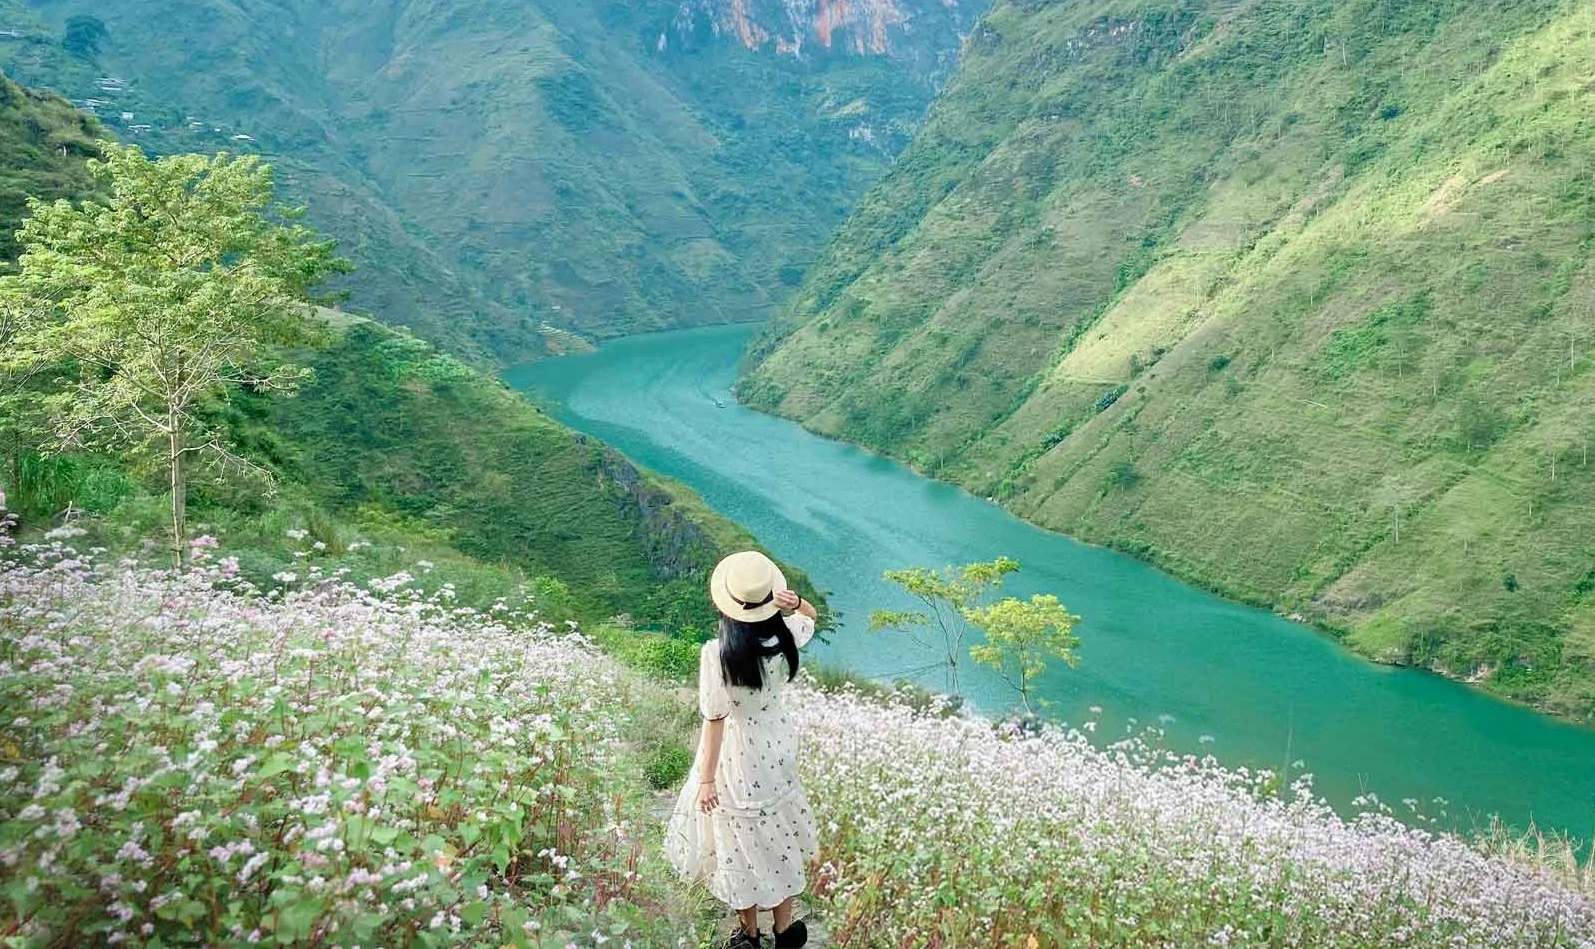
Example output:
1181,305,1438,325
742,0,1595,717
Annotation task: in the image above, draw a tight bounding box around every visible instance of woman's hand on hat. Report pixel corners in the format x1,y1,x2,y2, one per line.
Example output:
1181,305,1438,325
773,590,801,613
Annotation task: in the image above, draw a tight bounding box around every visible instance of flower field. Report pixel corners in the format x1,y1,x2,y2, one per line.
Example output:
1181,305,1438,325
0,528,689,947
4,525,1593,948
792,687,1595,947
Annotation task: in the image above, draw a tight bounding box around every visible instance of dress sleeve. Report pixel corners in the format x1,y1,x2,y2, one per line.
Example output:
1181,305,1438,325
698,639,731,721
783,612,816,649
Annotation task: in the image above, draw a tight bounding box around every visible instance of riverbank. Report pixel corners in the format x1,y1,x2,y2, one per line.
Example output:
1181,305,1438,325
573,321,1582,724
735,0,1595,730
752,401,1585,726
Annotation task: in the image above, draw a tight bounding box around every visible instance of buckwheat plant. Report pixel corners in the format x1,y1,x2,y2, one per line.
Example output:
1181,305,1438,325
792,684,1595,948
0,514,666,946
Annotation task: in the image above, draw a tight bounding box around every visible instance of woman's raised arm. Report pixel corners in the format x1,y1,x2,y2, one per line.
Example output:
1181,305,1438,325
774,589,816,622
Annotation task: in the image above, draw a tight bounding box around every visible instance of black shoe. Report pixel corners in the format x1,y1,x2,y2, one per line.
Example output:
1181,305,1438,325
773,920,807,948
725,927,763,949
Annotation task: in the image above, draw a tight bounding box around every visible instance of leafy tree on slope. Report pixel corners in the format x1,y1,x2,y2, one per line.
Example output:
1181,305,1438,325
968,593,1080,717
2,145,348,565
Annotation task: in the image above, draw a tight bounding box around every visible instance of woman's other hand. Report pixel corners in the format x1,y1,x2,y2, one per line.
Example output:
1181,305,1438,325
698,780,719,813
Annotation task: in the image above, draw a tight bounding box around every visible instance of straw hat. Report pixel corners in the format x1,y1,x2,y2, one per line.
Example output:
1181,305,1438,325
710,550,786,622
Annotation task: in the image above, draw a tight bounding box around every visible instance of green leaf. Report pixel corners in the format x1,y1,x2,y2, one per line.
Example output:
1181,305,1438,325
370,825,400,846
274,896,323,943
257,752,296,779
176,900,208,926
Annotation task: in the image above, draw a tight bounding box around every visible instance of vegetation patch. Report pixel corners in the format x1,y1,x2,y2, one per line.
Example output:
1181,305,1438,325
9,534,1590,946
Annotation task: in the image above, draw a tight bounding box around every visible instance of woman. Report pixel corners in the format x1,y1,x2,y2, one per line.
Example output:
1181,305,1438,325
666,550,820,949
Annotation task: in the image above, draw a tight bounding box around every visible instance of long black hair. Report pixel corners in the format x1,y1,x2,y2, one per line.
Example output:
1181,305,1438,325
718,613,799,690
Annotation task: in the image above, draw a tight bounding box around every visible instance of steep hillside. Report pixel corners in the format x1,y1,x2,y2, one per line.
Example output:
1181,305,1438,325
247,317,815,628
0,71,98,259
0,80,810,630
9,304,806,629
742,0,1595,717
225,317,761,623
0,0,982,361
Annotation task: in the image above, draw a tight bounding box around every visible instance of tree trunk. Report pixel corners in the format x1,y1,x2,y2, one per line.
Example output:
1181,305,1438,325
6,442,17,513
168,413,186,570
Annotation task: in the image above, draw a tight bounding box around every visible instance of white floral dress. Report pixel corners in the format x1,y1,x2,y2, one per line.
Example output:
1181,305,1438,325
665,613,820,909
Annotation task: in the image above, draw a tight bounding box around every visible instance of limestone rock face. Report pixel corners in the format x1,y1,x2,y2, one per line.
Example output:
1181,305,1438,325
673,0,975,75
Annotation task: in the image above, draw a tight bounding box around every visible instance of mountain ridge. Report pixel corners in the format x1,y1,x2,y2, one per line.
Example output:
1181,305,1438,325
1,0,983,361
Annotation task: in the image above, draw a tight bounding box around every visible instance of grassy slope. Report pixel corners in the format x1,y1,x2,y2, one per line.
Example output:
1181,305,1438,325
244,318,810,628
742,0,1595,718
1,0,978,360
28,311,820,632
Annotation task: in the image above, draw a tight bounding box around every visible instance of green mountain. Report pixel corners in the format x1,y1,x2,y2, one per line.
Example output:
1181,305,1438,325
0,75,809,633
0,0,981,362
742,0,1595,718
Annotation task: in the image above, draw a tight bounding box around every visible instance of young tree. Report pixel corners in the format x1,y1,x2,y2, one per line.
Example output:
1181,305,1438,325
870,557,1019,697
967,594,1081,716
3,145,348,565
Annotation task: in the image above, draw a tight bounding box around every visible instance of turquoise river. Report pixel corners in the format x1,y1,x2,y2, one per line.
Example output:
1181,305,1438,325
507,324,1595,843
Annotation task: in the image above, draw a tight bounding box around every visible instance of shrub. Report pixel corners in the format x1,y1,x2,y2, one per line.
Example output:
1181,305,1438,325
1094,384,1129,412
587,626,701,681
1105,460,1143,491
643,744,692,791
